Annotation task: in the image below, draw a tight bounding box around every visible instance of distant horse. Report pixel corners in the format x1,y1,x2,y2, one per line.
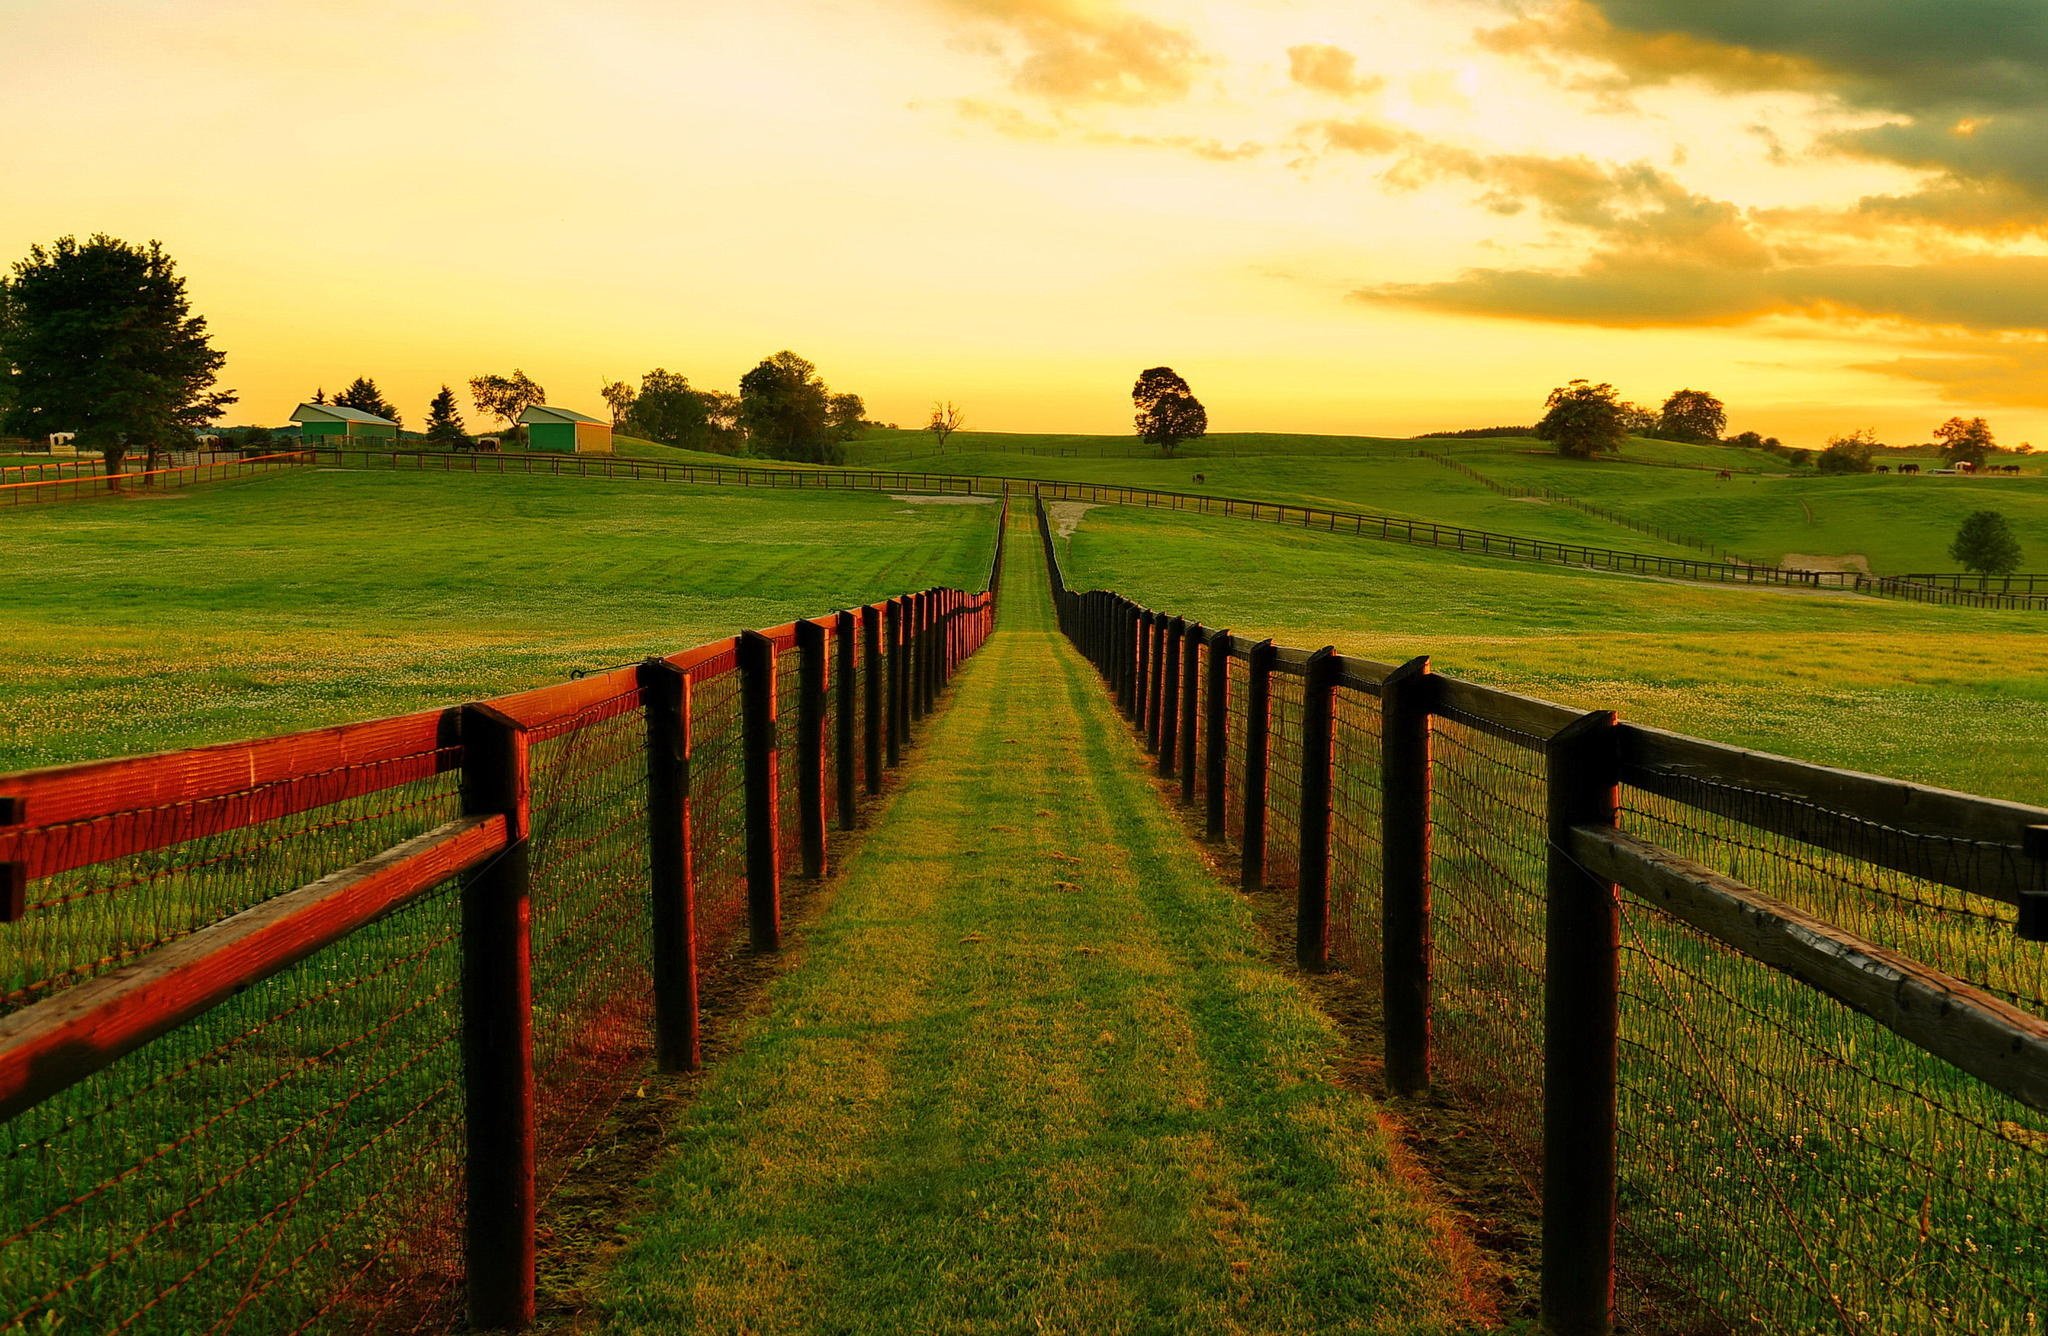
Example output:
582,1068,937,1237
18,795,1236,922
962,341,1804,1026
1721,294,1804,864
1716,470,1732,480
1192,473,1205,483
1900,463,1921,475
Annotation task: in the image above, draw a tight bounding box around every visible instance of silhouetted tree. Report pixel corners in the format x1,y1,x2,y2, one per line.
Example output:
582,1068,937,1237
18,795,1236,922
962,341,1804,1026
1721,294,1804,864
469,369,546,433
927,401,965,451
1132,367,1207,456
829,392,866,441
739,350,838,462
333,376,400,426
1617,400,1658,436
627,368,712,446
1934,416,1996,468
0,234,234,485
1817,430,1879,474
424,385,469,448
600,379,636,428
1536,380,1626,459
1950,510,2022,574
1658,388,1726,443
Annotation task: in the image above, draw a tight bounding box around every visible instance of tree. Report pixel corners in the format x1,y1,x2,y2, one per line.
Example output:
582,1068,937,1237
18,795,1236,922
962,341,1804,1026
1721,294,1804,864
1535,380,1626,459
699,391,744,453
927,401,965,451
600,379,637,429
0,234,234,485
1132,367,1208,456
627,368,712,446
424,385,469,449
1950,510,2022,574
311,386,327,405
469,369,546,435
1658,388,1726,443
1817,429,1879,474
828,392,866,441
332,375,400,427
1934,415,1996,468
1617,400,1658,436
738,350,837,462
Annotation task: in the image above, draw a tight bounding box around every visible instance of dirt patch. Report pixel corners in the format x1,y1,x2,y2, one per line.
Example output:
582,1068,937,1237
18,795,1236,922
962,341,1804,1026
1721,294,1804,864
889,493,996,506
1780,552,1871,574
1047,500,1100,539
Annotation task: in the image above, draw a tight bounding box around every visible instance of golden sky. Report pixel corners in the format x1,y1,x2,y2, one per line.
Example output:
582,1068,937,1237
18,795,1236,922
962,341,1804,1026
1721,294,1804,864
6,0,2048,445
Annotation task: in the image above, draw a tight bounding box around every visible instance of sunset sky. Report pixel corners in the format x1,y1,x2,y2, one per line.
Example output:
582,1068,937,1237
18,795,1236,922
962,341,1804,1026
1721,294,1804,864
6,1,2048,444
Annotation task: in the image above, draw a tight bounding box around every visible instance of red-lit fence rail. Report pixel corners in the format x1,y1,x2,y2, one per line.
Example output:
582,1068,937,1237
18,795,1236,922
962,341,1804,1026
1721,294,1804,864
1036,492,2048,1336
311,448,2048,612
0,451,312,506
0,498,1005,1332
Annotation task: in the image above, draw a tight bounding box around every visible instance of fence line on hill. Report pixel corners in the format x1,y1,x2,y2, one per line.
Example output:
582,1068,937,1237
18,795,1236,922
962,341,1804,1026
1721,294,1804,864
1419,449,1751,564
0,451,249,485
0,451,311,505
0,495,1008,1332
1034,492,2047,1336
311,446,2048,610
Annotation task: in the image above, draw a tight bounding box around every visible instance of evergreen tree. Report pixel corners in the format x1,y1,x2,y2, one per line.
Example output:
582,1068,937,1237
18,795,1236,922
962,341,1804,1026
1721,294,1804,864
332,375,400,426
424,384,469,448
1950,510,2022,575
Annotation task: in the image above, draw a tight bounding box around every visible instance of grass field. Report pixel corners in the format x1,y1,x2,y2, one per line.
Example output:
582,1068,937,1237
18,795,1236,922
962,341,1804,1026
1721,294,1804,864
0,469,996,768
1053,503,2048,803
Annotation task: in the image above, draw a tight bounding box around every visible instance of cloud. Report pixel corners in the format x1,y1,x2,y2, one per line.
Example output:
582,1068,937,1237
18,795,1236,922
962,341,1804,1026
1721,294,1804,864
1306,116,1406,156
1366,252,2048,335
949,97,1262,161
935,0,1206,104
1483,0,2048,231
1848,344,2048,410
1286,44,1383,98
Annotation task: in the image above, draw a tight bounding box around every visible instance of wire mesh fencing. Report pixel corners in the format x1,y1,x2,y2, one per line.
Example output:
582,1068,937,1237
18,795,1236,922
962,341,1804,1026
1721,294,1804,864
1035,490,2048,1336
0,570,999,1333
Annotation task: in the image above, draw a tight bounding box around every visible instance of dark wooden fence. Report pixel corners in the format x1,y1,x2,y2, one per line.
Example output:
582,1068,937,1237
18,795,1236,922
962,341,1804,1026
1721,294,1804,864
0,499,1007,1331
1035,492,2047,1335
0,451,312,505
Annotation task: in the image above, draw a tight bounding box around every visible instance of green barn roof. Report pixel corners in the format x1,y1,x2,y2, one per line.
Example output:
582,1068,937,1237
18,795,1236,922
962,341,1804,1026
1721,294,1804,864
518,405,607,426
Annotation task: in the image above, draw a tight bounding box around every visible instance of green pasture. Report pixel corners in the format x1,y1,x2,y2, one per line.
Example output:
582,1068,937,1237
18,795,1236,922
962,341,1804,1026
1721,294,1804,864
0,469,996,768
1051,503,2048,803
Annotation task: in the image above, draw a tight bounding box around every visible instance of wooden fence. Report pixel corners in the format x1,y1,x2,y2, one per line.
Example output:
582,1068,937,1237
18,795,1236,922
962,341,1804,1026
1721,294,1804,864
0,498,1007,1331
1035,492,2047,1335
0,450,310,505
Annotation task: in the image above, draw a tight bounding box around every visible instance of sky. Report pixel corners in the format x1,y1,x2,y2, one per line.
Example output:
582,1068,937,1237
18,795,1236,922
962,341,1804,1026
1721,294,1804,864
5,0,2048,445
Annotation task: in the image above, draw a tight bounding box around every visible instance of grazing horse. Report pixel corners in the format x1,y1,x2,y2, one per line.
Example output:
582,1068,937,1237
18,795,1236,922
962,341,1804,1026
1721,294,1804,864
1716,470,1732,480
1900,463,1921,475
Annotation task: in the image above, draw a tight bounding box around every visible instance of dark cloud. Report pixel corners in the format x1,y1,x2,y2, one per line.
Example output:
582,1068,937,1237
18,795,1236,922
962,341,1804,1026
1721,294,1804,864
1286,44,1383,98
936,0,1206,105
1485,1,2048,231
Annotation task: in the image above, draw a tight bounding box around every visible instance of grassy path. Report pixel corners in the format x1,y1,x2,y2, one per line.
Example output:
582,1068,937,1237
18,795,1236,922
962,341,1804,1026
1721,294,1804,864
593,512,1479,1334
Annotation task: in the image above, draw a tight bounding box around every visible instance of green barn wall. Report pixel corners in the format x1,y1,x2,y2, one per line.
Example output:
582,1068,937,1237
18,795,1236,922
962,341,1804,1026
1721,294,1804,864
528,422,578,452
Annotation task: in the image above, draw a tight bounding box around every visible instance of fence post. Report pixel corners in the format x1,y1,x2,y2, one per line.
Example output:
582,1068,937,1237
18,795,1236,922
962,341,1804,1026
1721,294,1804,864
640,660,699,1074
1158,617,1183,777
1296,647,1338,969
1241,639,1276,890
1134,608,1152,731
796,619,828,880
836,611,858,827
1379,656,1434,1098
1124,601,1141,718
1150,614,1171,752
869,604,889,777
739,630,782,951
926,590,942,707
887,598,909,759
1542,710,1621,1336
1180,621,1201,802
1204,630,1230,840
459,703,535,1330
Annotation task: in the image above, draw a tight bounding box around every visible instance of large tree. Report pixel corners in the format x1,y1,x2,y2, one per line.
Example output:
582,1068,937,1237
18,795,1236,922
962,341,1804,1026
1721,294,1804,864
0,235,235,482
627,368,712,446
424,385,469,449
1535,380,1626,459
1817,429,1879,474
1950,510,2022,575
1657,388,1726,443
738,350,837,462
1934,415,1997,468
332,375,400,427
469,369,546,435
1132,366,1208,456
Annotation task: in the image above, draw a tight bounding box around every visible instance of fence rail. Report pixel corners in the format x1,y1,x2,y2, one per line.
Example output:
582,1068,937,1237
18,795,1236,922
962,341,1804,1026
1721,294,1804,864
0,494,1006,1332
0,450,311,505
1035,492,2048,1335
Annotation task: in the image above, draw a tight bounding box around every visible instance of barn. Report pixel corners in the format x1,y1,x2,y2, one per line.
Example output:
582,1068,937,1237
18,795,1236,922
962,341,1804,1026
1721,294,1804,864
518,405,613,454
290,403,398,441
